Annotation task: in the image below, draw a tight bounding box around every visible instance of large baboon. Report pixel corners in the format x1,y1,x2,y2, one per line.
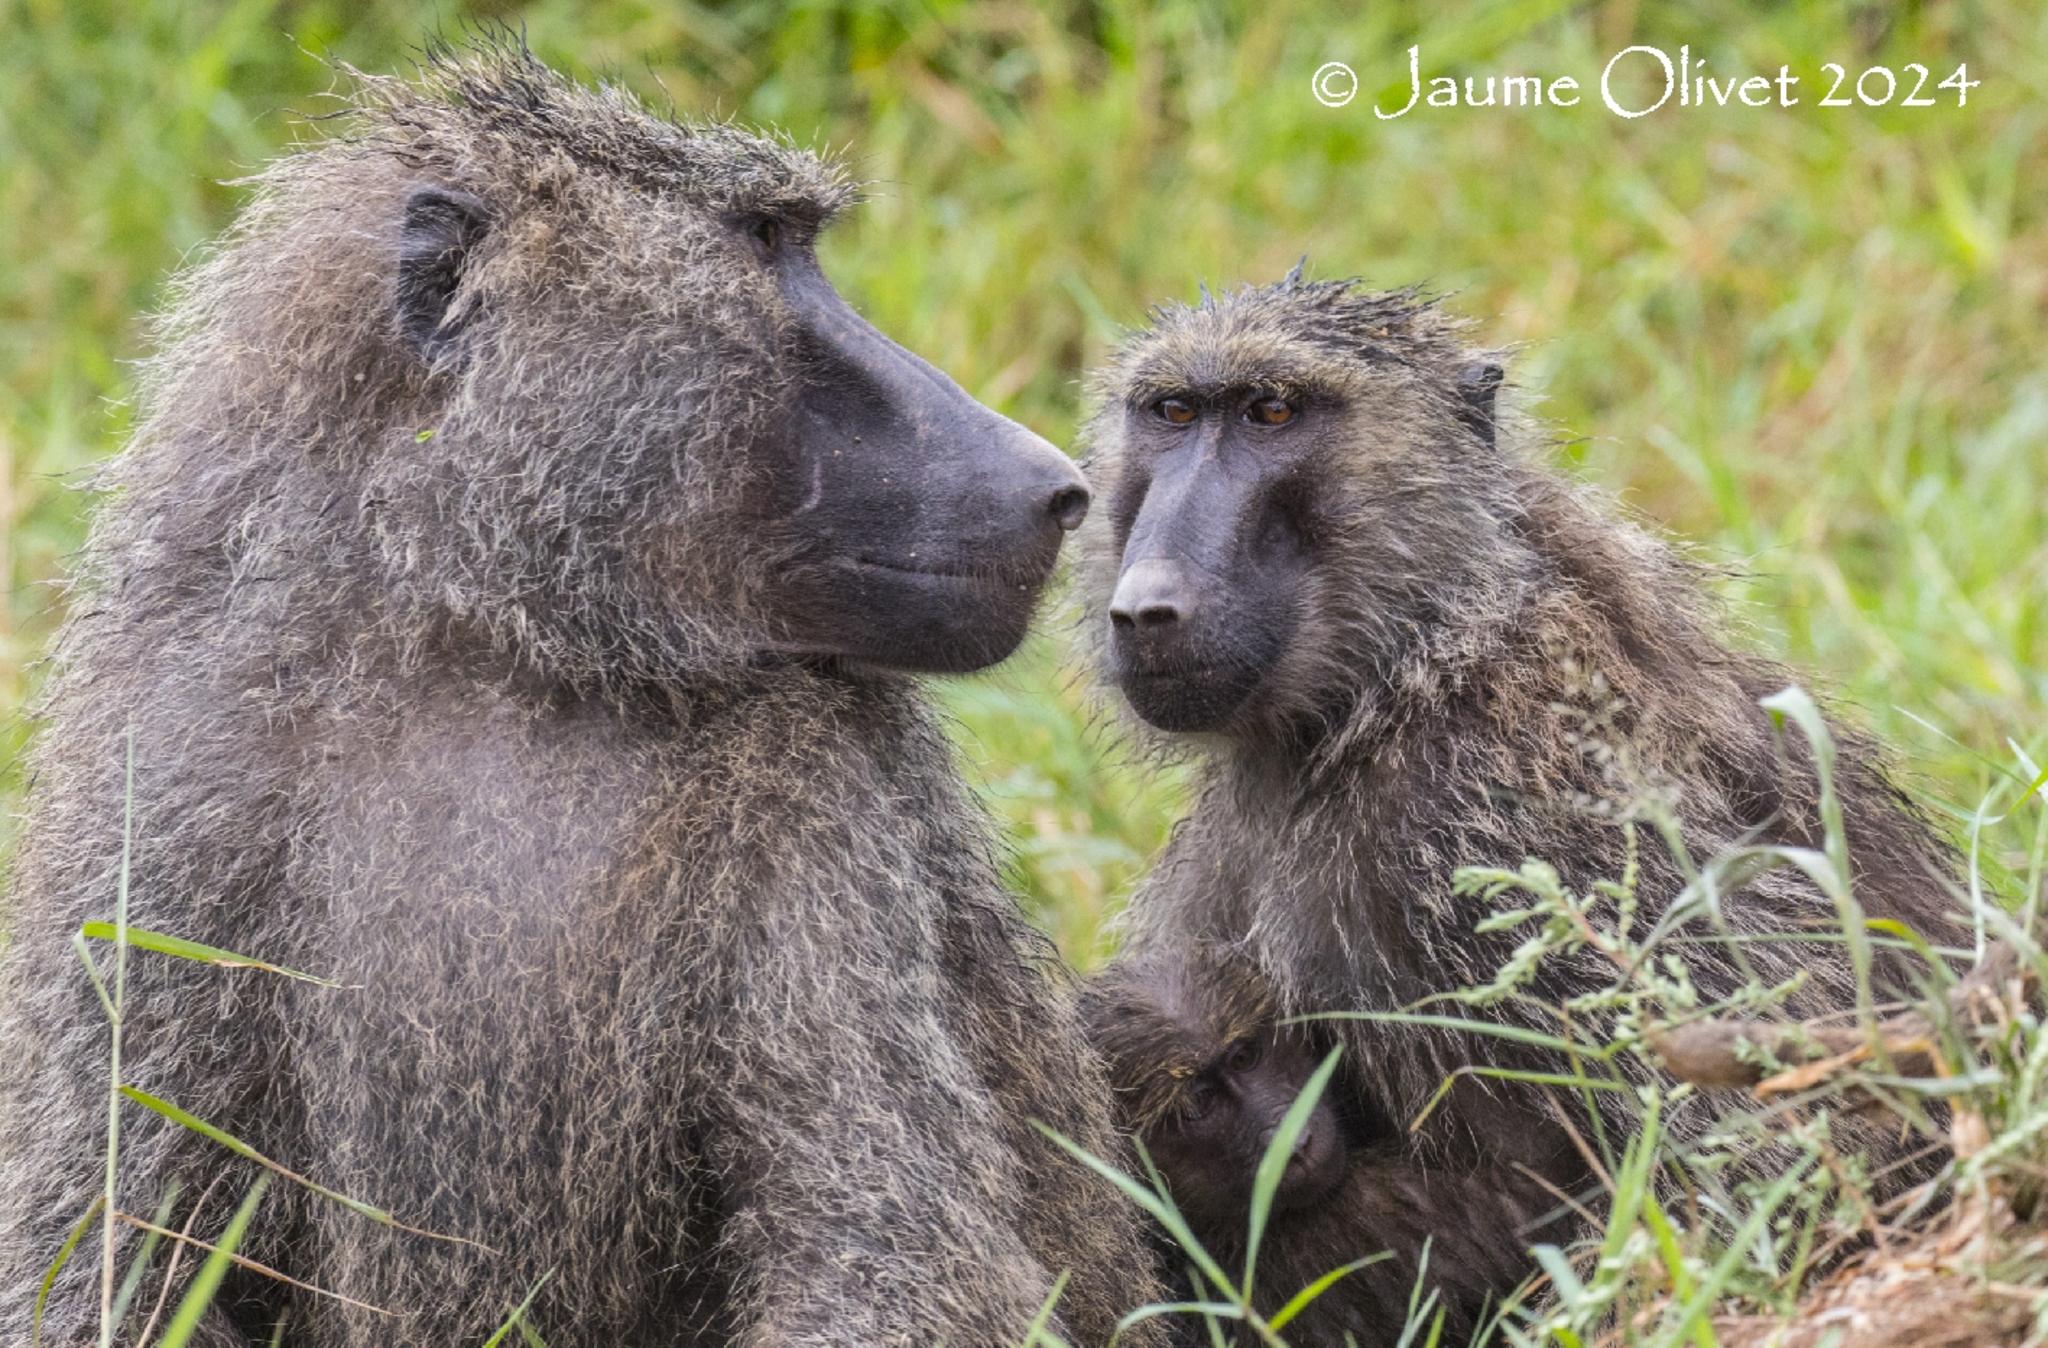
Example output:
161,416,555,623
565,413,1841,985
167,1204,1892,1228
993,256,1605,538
0,45,1164,1347
1084,953,1546,1345
1079,274,1959,1306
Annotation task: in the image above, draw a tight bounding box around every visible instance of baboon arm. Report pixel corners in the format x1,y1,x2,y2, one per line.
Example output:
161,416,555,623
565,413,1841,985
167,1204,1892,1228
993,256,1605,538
696,889,1073,1345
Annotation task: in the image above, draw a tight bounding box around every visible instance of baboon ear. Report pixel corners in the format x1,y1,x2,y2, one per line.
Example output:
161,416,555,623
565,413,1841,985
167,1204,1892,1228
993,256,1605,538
396,186,492,361
1453,360,1504,449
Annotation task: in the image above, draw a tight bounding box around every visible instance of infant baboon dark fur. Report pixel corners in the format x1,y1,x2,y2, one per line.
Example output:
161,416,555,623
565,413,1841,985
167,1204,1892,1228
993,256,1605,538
1081,275,1961,1279
0,45,1164,1347
1086,953,1545,1346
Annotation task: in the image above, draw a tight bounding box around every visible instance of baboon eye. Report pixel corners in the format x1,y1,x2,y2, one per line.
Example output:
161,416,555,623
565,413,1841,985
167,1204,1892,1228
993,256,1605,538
1183,1081,1222,1122
1224,1038,1259,1074
744,215,783,261
1153,397,1197,426
1247,397,1297,427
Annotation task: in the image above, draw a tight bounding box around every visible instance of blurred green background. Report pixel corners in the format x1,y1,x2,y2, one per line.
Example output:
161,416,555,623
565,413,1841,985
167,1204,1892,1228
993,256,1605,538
4,0,2043,966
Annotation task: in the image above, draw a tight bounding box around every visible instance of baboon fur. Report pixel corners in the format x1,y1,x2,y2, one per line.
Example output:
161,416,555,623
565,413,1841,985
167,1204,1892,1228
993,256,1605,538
1080,277,1961,1283
1085,953,1545,1345
0,46,1163,1346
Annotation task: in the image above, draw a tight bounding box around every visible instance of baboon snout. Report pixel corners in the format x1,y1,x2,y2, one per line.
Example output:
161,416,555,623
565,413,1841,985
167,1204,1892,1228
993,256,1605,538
1266,1111,1347,1210
979,415,1089,543
1263,1115,1319,1165
1110,559,1195,630
1048,482,1091,533
1021,426,1091,536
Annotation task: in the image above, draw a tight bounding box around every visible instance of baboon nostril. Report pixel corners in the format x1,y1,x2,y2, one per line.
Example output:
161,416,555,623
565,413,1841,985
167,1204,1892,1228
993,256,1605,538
1109,559,1194,634
1049,484,1091,532
1109,600,1182,629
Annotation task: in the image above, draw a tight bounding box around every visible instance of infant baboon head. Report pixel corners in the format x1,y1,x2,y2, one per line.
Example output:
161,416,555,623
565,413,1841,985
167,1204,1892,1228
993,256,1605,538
222,45,1087,689
1082,272,1514,734
1086,955,1348,1232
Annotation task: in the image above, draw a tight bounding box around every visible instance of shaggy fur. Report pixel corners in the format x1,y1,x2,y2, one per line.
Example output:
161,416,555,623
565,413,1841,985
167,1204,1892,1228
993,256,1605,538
1080,276,1962,1300
0,45,1161,1346
1086,953,1549,1345
1086,951,1285,1139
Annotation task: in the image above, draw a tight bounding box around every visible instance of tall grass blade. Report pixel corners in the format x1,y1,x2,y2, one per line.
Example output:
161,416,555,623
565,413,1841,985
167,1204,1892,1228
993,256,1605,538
1017,1269,1070,1348
100,727,136,1348
1034,1123,1237,1300
33,1195,105,1347
1266,1254,1389,1332
1244,1046,1342,1294
109,1187,180,1330
71,931,117,1023
78,921,346,987
155,1175,268,1348
481,1269,553,1348
118,1086,493,1251
1392,1287,1443,1348
1113,1301,1245,1343
1307,1010,1601,1057
1761,688,1877,1034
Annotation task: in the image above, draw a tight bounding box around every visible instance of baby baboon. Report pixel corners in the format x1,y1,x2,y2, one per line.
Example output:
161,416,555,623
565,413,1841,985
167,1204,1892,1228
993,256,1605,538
1086,953,1546,1346
1080,274,1960,1265
0,43,1163,1347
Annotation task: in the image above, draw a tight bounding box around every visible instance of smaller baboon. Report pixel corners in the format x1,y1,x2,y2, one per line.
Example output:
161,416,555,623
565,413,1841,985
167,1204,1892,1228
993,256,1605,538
1078,272,1962,1279
1085,954,1549,1346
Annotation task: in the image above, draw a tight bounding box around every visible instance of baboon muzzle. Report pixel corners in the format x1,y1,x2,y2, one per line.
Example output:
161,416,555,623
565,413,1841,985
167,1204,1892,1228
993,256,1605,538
1109,444,1293,731
770,255,1089,672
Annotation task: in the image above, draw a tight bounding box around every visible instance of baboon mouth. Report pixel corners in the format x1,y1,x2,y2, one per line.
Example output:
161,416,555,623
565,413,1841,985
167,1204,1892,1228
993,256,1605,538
1122,655,1212,671
1117,648,1245,683
1115,657,1271,733
1122,661,1219,682
851,555,1051,590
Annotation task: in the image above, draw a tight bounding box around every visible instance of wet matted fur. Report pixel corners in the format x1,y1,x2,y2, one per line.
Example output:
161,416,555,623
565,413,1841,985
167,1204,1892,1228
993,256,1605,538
1080,274,1962,1318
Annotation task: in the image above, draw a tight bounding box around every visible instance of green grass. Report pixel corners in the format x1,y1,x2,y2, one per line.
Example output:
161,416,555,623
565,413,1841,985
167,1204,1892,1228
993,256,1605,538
1096,709,2048,1346
5,4,2046,1340
5,1,2043,963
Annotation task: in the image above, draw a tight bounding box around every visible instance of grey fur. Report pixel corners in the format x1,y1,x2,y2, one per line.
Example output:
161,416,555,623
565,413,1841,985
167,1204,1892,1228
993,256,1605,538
1080,277,1960,1284
0,43,1161,1347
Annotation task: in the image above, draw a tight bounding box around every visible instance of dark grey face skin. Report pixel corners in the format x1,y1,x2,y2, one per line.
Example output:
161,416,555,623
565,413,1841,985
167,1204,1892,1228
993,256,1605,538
1106,388,1320,731
754,219,1089,674
1143,1024,1348,1232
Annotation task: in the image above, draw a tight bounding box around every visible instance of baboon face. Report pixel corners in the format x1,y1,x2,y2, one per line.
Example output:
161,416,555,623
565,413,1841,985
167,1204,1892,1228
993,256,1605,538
1147,1022,1348,1230
1088,278,1507,734
1088,962,1348,1231
1101,383,1325,732
390,93,1086,680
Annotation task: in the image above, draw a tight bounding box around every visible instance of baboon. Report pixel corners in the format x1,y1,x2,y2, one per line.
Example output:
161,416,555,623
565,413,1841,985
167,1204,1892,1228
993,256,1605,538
0,44,1165,1347
1079,274,1960,1285
1085,953,1548,1346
